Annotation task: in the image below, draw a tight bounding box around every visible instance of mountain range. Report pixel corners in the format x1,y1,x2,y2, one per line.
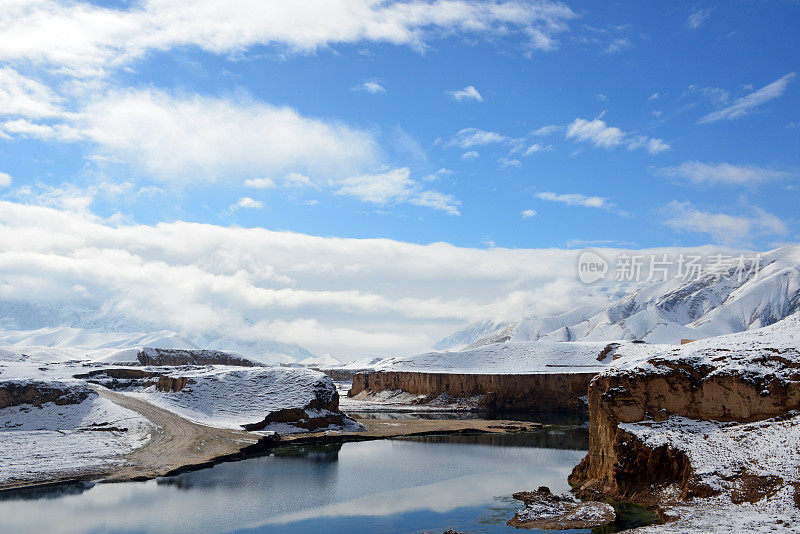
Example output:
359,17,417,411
435,246,800,351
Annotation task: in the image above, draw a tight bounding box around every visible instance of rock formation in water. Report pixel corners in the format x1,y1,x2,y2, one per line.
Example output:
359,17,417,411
507,486,615,530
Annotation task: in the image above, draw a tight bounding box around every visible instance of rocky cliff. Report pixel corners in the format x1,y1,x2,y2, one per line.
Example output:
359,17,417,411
0,380,92,409
569,313,800,519
349,371,595,413
136,347,257,367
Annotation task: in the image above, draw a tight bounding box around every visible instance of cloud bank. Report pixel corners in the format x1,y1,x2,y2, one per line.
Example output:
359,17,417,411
0,0,577,76
0,200,738,358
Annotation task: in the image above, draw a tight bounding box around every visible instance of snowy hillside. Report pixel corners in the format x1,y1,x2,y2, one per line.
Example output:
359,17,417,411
133,367,343,430
439,246,800,349
0,302,317,364
431,320,515,351
0,325,315,365
0,380,151,486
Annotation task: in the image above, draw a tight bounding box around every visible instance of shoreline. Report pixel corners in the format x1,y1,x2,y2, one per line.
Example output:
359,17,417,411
0,391,546,494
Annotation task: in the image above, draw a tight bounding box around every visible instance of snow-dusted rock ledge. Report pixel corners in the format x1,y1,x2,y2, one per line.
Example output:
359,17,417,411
569,312,800,531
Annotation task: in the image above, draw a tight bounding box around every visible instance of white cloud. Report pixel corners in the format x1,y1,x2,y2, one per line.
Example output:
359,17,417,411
5,181,144,213
521,209,537,218
698,72,796,123
244,177,276,189
566,118,670,154
1,200,661,357
447,85,483,102
335,167,460,215
648,92,659,101
0,172,11,187
567,118,624,148
5,88,379,181
355,81,385,94
0,200,740,357
0,67,64,118
535,191,615,210
0,118,83,141
532,124,560,136
461,150,479,160
0,1,577,76
524,143,552,155
627,135,671,154
421,168,452,182
448,128,508,148
662,201,788,245
656,161,792,186
235,197,264,209
604,37,632,54
499,157,521,168
408,190,461,216
684,84,730,107
336,168,415,204
284,173,315,188
687,8,712,29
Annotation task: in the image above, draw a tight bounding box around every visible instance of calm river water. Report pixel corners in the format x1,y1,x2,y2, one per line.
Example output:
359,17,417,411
0,426,657,533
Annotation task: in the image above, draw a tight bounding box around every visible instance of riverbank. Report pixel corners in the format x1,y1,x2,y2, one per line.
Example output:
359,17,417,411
0,386,545,493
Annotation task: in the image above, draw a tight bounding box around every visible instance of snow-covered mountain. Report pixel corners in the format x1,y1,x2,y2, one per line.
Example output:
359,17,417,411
431,319,516,351
0,325,315,365
0,301,318,364
438,246,800,349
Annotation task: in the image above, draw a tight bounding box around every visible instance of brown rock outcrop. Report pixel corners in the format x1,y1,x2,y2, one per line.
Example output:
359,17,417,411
241,384,346,431
349,371,595,413
156,375,191,392
241,407,348,432
569,348,800,506
0,381,92,409
136,348,257,367
507,486,616,530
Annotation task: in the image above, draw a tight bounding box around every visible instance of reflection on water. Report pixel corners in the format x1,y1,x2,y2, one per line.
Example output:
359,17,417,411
404,426,589,451
0,480,96,501
347,410,589,426
0,428,648,534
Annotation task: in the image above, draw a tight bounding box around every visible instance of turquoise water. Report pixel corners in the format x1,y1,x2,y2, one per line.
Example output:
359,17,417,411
0,428,656,533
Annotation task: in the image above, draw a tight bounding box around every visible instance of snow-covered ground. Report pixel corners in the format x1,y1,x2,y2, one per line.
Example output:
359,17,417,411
625,414,800,533
611,308,800,377
131,366,342,430
607,312,800,533
0,382,151,487
370,340,667,374
0,332,355,488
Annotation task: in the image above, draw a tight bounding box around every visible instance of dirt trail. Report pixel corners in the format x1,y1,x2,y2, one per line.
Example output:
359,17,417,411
94,387,260,481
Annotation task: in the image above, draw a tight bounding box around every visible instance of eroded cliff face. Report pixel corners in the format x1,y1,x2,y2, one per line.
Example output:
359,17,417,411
569,343,800,507
137,348,257,367
350,371,595,413
0,381,92,409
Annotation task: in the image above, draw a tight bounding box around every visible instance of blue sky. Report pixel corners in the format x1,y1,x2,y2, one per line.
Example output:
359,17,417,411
1,0,797,250
0,1,798,357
